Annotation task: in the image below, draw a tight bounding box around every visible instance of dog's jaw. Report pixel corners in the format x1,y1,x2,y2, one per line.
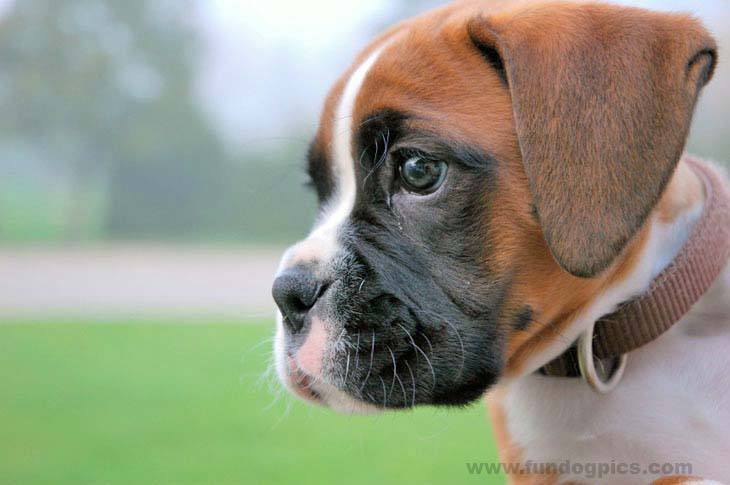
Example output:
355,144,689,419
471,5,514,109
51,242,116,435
274,313,383,414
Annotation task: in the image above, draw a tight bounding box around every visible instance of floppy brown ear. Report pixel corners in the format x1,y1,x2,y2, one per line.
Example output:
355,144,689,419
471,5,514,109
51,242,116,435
469,4,717,277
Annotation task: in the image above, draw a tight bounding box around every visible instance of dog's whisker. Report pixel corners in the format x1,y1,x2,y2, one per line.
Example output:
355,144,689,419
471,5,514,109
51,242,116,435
356,113,386,130
335,328,347,346
245,336,276,358
404,360,417,408
326,113,382,152
397,322,436,389
359,330,376,393
354,330,361,373
343,350,351,385
419,329,435,356
269,394,295,430
363,130,392,185
387,345,407,402
372,136,380,168
260,360,287,412
358,145,369,169
442,319,466,379
387,346,398,398
379,375,388,408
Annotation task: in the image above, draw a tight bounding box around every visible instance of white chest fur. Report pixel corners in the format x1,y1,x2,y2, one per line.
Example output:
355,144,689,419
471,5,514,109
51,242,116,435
498,166,730,483
502,265,730,483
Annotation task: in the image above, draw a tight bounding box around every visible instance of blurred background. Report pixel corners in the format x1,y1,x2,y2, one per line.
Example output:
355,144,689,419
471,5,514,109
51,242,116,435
0,1,727,484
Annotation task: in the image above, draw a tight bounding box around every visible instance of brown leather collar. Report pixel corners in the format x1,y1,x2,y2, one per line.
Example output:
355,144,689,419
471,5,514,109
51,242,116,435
540,157,730,379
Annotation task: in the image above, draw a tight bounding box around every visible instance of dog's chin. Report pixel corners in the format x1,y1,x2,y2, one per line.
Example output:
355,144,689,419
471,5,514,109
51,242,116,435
273,321,382,415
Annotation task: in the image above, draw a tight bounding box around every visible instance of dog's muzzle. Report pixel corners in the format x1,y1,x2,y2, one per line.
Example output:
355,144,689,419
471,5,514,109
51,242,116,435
271,259,384,414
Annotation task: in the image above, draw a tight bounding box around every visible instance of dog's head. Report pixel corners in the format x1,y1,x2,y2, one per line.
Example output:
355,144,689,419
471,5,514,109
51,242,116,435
271,1,716,412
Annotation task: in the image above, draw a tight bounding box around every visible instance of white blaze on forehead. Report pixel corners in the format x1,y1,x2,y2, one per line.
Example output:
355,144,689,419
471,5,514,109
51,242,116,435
313,47,384,242
278,45,386,272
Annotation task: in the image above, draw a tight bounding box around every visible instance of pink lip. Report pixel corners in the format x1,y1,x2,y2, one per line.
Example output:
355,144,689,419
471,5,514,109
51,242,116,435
287,357,323,404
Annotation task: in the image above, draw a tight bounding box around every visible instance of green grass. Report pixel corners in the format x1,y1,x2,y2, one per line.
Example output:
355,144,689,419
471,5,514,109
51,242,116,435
0,321,503,485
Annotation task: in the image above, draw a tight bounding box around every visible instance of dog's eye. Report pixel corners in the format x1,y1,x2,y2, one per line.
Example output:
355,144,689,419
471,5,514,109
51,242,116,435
398,156,448,194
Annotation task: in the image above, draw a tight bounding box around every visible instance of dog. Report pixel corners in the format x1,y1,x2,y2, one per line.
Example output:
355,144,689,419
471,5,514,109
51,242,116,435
270,1,730,483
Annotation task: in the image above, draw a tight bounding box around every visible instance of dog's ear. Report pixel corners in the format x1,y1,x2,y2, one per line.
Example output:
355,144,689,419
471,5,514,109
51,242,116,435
468,4,717,277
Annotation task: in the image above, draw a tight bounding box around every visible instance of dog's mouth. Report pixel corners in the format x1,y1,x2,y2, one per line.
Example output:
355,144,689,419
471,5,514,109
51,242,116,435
274,299,502,413
273,238,506,412
285,356,324,405
276,326,388,414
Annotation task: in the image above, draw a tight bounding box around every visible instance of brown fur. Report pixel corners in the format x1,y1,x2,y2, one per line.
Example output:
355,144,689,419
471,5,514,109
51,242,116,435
652,477,704,485
469,2,716,278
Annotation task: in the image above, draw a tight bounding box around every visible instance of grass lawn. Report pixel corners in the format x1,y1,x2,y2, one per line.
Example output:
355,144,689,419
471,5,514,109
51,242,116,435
0,320,503,485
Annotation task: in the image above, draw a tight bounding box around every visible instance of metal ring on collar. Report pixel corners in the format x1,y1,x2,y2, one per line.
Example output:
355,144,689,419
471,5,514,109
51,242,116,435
577,322,628,394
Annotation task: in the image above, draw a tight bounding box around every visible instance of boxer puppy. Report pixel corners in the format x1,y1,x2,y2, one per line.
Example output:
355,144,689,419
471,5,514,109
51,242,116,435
271,1,729,483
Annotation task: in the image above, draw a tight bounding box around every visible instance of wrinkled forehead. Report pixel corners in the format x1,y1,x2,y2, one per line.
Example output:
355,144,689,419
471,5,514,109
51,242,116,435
278,1,519,273
309,3,515,187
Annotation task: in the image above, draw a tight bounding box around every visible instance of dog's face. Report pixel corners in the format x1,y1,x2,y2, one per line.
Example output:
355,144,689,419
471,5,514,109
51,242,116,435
271,1,716,412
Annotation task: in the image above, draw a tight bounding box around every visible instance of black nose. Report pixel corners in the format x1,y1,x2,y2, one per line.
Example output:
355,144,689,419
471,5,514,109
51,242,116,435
272,267,326,334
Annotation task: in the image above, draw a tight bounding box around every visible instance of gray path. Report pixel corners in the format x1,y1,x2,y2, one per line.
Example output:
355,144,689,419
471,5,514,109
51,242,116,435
0,246,283,319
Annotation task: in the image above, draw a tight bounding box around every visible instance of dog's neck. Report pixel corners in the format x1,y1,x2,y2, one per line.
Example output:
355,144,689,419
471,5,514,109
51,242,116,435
506,157,709,379
490,158,730,482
